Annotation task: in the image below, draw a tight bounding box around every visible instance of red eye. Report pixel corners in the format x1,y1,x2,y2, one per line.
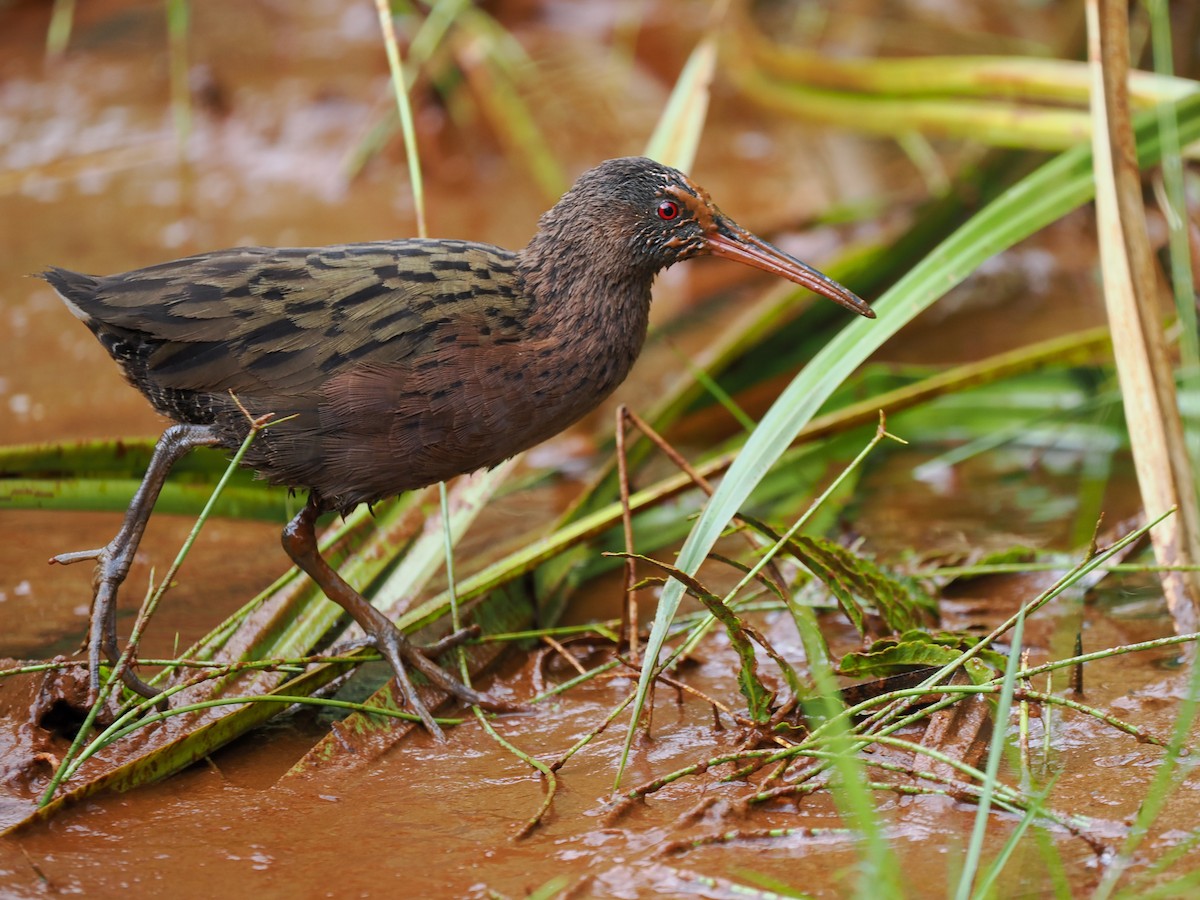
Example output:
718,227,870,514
657,200,680,221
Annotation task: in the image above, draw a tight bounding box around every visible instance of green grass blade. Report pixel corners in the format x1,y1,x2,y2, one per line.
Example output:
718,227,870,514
374,0,426,237
742,36,1196,106
644,30,717,172
45,0,75,57
616,92,1200,787
953,597,1028,897
166,0,191,144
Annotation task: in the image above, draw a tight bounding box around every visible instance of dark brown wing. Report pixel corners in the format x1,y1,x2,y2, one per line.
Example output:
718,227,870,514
45,240,525,402
46,241,537,504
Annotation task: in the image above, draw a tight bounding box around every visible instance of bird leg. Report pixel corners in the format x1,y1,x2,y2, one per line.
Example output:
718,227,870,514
50,423,224,703
281,495,511,741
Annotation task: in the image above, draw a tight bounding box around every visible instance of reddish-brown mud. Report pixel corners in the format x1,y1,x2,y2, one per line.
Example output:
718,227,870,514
2,1,1198,897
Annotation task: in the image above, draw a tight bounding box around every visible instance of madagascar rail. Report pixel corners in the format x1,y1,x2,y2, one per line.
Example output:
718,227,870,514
44,156,873,738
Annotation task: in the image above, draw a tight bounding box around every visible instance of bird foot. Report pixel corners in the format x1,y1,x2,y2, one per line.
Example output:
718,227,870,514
330,623,482,660
365,623,526,741
51,424,224,712
86,672,168,712
52,542,165,706
282,496,525,740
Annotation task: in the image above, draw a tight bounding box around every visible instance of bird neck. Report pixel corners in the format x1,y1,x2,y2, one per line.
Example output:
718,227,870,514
516,228,656,351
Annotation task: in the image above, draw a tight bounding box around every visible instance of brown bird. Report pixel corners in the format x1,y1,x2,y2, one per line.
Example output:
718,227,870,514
44,156,873,738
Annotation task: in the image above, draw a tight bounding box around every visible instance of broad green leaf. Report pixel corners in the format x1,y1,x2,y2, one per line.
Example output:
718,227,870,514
624,553,774,724
838,637,1000,683
644,31,716,173
618,92,1200,787
785,535,936,635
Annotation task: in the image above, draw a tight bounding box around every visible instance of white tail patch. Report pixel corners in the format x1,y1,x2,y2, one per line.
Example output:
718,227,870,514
53,289,94,323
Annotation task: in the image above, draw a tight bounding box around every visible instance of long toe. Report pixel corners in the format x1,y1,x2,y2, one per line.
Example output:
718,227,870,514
397,640,525,713
418,625,482,658
120,667,167,705
369,626,447,740
96,589,163,702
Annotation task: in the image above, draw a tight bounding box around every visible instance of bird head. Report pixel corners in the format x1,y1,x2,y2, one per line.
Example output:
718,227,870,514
540,156,874,318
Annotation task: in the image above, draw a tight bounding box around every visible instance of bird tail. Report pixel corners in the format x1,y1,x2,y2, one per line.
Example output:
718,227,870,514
42,266,102,323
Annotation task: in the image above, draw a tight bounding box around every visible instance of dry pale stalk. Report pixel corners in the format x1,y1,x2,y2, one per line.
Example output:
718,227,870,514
1087,0,1200,633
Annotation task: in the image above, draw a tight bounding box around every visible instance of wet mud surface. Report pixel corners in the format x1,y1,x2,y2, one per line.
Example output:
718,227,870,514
2,0,1198,896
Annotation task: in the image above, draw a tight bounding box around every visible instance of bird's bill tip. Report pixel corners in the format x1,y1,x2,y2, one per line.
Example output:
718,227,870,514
705,227,873,319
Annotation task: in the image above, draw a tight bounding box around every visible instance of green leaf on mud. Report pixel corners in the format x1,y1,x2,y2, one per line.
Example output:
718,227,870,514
838,630,1003,683
623,553,775,724
785,535,937,635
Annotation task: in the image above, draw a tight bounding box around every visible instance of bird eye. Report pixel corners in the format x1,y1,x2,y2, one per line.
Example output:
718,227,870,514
657,200,680,221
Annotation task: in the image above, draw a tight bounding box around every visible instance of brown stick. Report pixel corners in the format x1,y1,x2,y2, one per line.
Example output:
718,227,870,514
619,405,789,594
615,404,640,661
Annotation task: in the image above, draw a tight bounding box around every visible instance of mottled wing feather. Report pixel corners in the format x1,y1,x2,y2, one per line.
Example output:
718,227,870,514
48,241,525,398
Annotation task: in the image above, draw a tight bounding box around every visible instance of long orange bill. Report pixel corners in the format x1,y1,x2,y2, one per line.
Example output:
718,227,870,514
706,219,875,318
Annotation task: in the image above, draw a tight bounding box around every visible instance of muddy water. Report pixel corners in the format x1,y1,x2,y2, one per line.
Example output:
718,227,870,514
2,0,1198,896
